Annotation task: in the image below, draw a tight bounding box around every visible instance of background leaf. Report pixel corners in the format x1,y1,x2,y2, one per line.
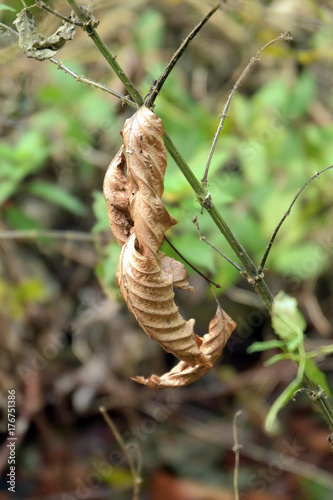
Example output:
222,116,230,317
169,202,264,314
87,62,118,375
27,180,88,216
0,4,16,11
305,359,331,396
247,339,285,353
265,378,302,433
272,291,306,346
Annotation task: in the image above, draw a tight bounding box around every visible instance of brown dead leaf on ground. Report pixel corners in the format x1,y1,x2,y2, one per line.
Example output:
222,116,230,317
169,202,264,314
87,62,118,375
150,470,234,500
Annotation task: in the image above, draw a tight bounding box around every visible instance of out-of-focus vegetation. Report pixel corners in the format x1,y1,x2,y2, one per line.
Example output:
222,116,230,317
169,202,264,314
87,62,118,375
1,1,333,499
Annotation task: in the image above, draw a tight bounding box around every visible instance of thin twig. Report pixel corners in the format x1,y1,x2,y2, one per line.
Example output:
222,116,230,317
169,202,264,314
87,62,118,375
178,416,333,489
4,5,263,290
49,58,137,108
66,0,144,107
0,229,101,242
193,217,244,273
99,406,141,500
0,21,18,37
232,411,243,500
202,31,293,184
0,22,129,104
259,165,333,272
144,1,223,108
164,235,221,288
8,2,333,435
34,0,84,27
303,375,333,449
0,22,136,107
209,283,224,311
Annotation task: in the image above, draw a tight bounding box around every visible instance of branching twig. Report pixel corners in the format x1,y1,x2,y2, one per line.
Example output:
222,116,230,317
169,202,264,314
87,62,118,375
179,416,333,489
0,21,17,37
144,1,223,108
0,229,101,242
49,57,137,108
232,411,242,500
6,2,333,435
99,406,141,500
193,216,244,273
162,132,270,304
66,0,144,107
302,376,333,449
40,1,272,307
34,0,84,27
202,31,293,184
0,22,136,107
259,165,333,272
164,235,221,288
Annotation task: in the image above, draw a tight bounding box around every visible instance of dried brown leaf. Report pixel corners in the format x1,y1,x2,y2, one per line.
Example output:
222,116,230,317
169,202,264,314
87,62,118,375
122,106,177,258
132,305,236,389
14,8,76,61
103,106,237,388
116,233,210,366
103,147,132,246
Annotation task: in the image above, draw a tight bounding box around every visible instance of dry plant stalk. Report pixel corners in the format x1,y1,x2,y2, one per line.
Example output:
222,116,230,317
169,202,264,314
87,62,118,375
103,106,236,389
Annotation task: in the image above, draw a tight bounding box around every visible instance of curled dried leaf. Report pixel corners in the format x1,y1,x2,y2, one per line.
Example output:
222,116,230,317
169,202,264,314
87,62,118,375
132,306,236,389
116,233,211,366
103,147,133,247
103,105,237,388
14,8,76,60
122,106,177,258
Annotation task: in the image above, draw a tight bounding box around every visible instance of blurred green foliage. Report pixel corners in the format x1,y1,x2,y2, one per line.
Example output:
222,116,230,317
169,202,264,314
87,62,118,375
0,276,46,318
1,5,332,303
155,67,333,292
250,291,331,431
1,4,332,498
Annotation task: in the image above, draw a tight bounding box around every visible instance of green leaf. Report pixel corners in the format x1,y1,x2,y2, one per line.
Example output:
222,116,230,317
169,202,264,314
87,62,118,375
0,180,17,206
0,4,16,11
91,190,110,234
265,355,306,433
241,141,268,187
273,242,328,280
79,93,115,129
96,241,121,292
17,278,44,303
253,78,289,112
264,353,289,366
305,359,331,396
247,339,285,354
15,129,49,175
309,345,333,357
27,181,88,216
272,291,306,347
265,377,302,433
134,9,165,55
286,336,302,352
0,130,48,185
4,206,42,230
288,71,316,118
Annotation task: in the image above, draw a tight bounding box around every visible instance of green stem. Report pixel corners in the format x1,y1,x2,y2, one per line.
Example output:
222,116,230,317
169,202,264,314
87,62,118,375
164,132,274,311
0,229,100,242
65,1,333,436
145,1,222,108
304,375,333,437
66,0,143,107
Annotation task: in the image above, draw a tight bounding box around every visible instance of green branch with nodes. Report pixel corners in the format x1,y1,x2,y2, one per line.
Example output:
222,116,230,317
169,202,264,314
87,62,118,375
64,0,333,438
3,0,333,439
202,31,293,184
